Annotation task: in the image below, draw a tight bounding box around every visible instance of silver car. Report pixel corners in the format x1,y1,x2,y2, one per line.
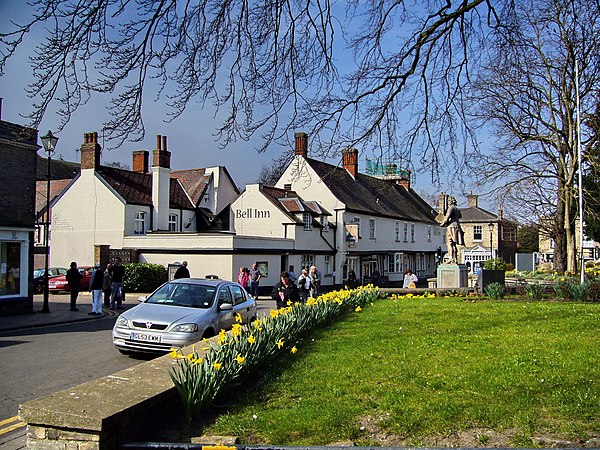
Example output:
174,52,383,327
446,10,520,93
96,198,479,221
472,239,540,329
112,278,257,354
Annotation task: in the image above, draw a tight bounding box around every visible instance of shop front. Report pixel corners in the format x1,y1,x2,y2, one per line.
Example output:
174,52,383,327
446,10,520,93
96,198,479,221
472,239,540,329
0,228,33,314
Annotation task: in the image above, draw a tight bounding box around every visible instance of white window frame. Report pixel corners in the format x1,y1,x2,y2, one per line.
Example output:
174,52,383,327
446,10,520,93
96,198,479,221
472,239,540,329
168,213,179,232
394,253,404,273
473,225,483,241
403,223,408,242
388,254,395,273
369,218,376,239
134,211,147,235
324,255,331,274
303,213,312,231
320,216,329,231
427,225,431,242
395,221,400,242
301,254,315,270
410,223,415,242
354,217,361,238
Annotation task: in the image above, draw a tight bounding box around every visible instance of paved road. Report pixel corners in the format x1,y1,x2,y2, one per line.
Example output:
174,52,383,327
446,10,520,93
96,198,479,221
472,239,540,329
0,294,276,449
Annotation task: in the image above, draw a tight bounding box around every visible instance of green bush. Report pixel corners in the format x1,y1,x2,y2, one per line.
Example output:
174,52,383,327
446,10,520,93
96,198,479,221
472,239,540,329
553,279,573,300
484,258,507,271
505,263,515,272
524,283,545,300
484,282,505,300
569,282,589,302
588,282,600,302
123,263,168,293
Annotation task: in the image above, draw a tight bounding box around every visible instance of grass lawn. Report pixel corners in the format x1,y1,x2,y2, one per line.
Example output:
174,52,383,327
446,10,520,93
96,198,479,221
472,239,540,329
195,297,600,447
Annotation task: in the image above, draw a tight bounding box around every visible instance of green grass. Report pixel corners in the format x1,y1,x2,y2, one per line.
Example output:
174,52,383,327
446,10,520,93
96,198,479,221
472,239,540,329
194,297,600,446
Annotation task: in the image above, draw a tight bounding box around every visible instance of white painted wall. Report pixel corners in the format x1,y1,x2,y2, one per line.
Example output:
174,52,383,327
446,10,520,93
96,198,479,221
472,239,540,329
51,170,126,266
205,166,240,214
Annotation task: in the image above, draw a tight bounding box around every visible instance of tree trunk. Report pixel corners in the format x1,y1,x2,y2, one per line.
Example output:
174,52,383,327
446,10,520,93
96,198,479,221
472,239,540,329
564,186,578,274
554,180,567,273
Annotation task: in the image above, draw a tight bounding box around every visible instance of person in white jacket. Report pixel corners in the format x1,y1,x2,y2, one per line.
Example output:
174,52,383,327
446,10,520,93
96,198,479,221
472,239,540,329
403,269,418,288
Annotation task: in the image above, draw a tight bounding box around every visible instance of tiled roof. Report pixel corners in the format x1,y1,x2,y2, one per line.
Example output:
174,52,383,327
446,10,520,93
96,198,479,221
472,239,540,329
171,168,210,206
36,155,80,181
36,179,73,217
260,185,326,225
459,206,497,222
96,166,194,209
305,159,437,223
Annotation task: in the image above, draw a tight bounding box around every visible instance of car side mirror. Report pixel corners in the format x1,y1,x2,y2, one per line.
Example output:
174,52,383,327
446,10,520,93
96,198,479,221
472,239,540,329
219,302,233,311
138,296,147,302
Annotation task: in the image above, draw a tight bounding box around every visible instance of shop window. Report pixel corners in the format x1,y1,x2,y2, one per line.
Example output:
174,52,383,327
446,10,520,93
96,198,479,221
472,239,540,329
0,242,21,296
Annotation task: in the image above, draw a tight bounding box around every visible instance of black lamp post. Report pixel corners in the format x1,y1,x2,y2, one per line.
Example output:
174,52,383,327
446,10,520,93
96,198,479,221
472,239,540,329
487,222,494,263
40,130,58,313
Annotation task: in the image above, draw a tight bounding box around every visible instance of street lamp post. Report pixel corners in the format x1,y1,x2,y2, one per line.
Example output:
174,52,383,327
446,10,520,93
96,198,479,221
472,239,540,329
487,222,494,264
40,130,58,313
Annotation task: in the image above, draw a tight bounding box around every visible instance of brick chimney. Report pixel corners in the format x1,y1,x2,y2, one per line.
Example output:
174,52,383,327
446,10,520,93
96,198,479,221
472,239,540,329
80,132,101,170
151,134,172,231
396,171,411,190
467,193,478,208
497,206,503,220
132,150,149,173
294,132,308,157
438,192,448,215
342,147,359,178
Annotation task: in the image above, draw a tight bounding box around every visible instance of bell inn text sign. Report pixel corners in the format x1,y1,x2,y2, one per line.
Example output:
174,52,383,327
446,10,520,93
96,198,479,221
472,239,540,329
235,208,271,219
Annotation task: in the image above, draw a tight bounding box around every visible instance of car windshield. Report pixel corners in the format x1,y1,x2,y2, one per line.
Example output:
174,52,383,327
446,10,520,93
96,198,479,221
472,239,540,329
33,269,44,278
145,283,216,308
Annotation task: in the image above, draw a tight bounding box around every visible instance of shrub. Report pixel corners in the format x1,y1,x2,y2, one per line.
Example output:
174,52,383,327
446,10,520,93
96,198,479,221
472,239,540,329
537,263,554,273
524,283,545,300
484,258,507,271
484,282,505,300
505,263,515,272
553,279,573,300
123,263,168,293
569,282,589,302
586,260,596,268
588,282,600,302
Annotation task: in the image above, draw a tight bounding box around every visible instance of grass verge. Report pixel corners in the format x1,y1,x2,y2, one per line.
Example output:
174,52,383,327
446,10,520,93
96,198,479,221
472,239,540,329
193,297,600,447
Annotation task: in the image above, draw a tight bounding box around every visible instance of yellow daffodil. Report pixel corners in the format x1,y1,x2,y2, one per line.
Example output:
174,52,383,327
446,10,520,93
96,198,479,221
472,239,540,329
291,346,297,354
277,338,284,349
355,306,362,312
192,357,203,365
236,355,245,365
186,353,195,361
235,313,243,323
232,323,242,337
213,362,222,370
169,348,183,359
247,335,256,344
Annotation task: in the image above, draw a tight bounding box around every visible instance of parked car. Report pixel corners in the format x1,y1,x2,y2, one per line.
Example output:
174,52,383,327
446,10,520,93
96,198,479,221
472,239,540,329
112,278,257,354
33,267,68,294
48,266,94,293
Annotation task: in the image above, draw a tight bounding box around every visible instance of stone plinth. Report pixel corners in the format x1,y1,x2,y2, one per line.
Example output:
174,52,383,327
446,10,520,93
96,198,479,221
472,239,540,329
437,264,468,288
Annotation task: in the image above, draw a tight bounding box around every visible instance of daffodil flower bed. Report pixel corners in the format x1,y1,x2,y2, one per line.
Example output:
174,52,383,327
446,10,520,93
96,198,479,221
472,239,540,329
169,285,384,421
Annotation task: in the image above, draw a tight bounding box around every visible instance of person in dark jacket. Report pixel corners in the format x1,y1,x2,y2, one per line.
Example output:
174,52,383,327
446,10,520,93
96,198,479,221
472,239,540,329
65,261,82,311
103,263,112,307
174,261,191,279
109,257,126,310
271,271,300,309
88,264,104,315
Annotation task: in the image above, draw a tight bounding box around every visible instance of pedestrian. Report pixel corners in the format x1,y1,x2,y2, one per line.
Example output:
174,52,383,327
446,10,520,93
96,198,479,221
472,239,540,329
309,265,321,297
249,263,261,300
347,269,358,289
237,266,250,291
65,261,82,311
403,269,418,288
297,268,312,302
287,265,297,283
88,264,104,315
103,263,112,307
109,257,126,310
174,261,190,279
271,271,300,309
371,268,381,287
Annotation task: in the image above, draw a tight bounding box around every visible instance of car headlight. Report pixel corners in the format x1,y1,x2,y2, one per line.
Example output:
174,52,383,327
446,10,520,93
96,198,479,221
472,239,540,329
116,317,129,327
171,323,199,333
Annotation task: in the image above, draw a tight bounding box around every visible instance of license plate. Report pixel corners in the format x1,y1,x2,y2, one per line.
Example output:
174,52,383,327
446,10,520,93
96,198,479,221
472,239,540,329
130,332,161,342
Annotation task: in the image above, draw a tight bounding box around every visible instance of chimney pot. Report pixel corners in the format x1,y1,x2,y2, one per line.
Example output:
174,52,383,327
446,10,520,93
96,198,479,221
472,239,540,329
156,134,162,150
80,131,101,170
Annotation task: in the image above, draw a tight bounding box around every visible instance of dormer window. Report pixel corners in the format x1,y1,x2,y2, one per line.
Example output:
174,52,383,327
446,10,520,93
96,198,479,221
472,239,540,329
169,214,179,232
320,216,329,231
303,213,312,231
284,183,292,191
134,211,146,235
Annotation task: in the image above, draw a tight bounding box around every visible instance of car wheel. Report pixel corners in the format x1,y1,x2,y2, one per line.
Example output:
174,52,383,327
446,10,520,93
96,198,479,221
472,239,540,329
202,328,215,339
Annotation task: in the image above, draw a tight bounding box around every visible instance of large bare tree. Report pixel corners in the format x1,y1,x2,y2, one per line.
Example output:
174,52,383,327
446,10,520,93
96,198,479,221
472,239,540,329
0,0,502,181
471,0,600,273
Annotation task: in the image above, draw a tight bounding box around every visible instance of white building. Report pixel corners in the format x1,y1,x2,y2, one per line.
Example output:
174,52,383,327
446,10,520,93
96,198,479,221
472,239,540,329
275,133,444,286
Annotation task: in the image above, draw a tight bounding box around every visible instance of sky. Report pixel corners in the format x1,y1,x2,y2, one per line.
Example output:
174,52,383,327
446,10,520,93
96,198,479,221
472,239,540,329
0,1,490,211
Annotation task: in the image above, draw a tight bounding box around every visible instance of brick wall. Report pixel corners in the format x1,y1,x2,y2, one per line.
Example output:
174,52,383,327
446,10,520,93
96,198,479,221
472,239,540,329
0,121,38,228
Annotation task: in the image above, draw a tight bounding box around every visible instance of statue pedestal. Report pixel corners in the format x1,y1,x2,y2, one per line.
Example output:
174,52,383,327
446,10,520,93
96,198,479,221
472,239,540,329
437,264,468,288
